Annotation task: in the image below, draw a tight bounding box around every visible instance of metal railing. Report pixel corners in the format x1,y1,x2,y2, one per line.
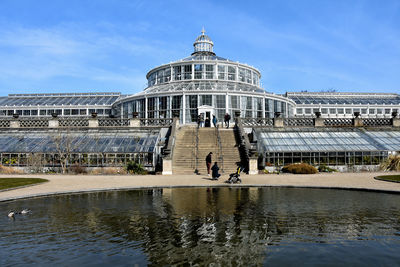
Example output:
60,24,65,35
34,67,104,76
215,125,224,173
0,117,173,128
234,117,256,172
140,118,173,127
242,118,273,127
237,117,399,128
98,118,130,127
195,124,199,174
162,117,179,159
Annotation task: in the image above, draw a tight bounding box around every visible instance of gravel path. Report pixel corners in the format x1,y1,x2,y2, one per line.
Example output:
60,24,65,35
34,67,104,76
1,172,400,201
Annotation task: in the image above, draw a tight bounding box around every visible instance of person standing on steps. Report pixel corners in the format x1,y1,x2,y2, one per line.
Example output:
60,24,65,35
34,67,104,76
198,113,204,128
212,115,217,128
224,113,231,128
206,152,212,176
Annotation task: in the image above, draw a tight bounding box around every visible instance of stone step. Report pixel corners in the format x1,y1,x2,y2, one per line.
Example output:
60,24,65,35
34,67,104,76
172,126,240,175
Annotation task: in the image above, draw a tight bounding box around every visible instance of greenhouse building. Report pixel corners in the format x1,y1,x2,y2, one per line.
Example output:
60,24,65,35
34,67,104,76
0,29,399,173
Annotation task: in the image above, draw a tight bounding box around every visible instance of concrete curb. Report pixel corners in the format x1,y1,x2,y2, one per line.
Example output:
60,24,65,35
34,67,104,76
2,183,400,203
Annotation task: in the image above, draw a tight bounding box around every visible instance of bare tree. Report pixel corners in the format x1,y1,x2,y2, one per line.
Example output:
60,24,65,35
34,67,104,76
27,153,43,173
50,130,83,174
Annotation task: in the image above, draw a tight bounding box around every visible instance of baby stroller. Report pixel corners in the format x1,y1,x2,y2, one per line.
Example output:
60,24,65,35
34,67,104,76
227,165,243,184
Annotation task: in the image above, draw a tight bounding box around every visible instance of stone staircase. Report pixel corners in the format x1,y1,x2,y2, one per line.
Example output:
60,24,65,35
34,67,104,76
172,126,240,175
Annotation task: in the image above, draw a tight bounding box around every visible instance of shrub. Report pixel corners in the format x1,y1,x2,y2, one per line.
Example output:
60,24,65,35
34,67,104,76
126,161,148,175
380,155,400,171
70,164,87,174
318,165,337,173
90,167,127,175
281,163,318,174
0,165,25,174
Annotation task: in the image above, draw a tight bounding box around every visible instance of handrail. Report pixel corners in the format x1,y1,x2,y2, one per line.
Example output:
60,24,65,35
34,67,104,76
215,124,224,173
234,116,256,172
162,117,178,159
195,123,199,174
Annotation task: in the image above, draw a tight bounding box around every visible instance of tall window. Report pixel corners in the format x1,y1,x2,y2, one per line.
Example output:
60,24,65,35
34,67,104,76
159,96,169,118
147,97,156,118
246,69,252,83
215,95,225,108
218,65,226,80
174,66,182,80
230,95,239,109
205,65,214,79
241,96,253,117
228,66,236,81
200,95,212,106
194,64,203,79
185,95,198,123
252,72,259,85
184,65,192,80
148,72,156,87
239,68,246,82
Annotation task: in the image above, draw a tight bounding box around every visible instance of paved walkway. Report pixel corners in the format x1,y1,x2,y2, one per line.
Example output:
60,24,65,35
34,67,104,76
1,172,400,201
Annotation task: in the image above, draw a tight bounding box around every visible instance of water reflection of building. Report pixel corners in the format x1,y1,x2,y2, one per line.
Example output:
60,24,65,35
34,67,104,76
5,188,399,265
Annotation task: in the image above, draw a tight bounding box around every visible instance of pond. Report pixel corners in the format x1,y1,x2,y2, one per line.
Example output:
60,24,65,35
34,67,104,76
1,187,400,266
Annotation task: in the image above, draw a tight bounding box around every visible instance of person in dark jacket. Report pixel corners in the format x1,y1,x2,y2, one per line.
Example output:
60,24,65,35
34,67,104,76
212,115,217,128
211,162,220,180
206,152,212,175
224,113,231,128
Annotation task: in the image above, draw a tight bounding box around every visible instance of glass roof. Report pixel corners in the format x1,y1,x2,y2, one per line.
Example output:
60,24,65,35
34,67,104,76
180,54,229,62
0,94,121,107
255,128,400,152
0,131,158,153
287,94,400,105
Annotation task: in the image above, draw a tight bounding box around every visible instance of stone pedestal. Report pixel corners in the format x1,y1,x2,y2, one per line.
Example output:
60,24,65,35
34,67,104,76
89,119,99,128
248,158,258,175
10,120,20,128
130,118,140,127
392,118,400,127
173,117,179,127
162,158,172,175
273,118,284,128
353,118,363,127
314,118,324,127
49,119,59,128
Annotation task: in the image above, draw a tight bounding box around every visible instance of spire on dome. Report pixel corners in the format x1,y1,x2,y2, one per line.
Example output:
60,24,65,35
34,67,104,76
192,28,215,56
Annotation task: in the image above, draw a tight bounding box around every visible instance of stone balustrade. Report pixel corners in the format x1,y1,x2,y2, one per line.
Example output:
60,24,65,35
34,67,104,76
238,116,400,128
0,117,173,128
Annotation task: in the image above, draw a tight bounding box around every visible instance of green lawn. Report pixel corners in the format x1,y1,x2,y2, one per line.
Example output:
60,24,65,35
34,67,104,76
0,178,48,190
375,175,400,183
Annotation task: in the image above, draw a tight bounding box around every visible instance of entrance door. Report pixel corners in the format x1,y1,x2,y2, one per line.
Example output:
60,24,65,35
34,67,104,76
197,105,214,127
205,111,211,127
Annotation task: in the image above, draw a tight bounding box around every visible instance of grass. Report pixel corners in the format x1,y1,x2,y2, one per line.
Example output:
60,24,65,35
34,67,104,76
375,175,400,183
0,178,48,190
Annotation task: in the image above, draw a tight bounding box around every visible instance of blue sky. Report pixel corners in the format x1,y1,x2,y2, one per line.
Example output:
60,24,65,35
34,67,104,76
0,0,399,95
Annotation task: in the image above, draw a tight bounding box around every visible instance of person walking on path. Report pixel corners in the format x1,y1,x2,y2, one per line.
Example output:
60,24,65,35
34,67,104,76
212,115,217,128
224,113,231,128
206,152,212,176
211,162,221,180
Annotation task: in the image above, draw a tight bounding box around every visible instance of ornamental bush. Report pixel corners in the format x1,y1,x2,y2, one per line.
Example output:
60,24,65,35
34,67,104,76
318,165,337,173
281,163,318,174
126,161,148,175
380,155,400,171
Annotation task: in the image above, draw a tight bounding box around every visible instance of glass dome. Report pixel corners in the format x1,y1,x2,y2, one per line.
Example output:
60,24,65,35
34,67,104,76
192,28,215,55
